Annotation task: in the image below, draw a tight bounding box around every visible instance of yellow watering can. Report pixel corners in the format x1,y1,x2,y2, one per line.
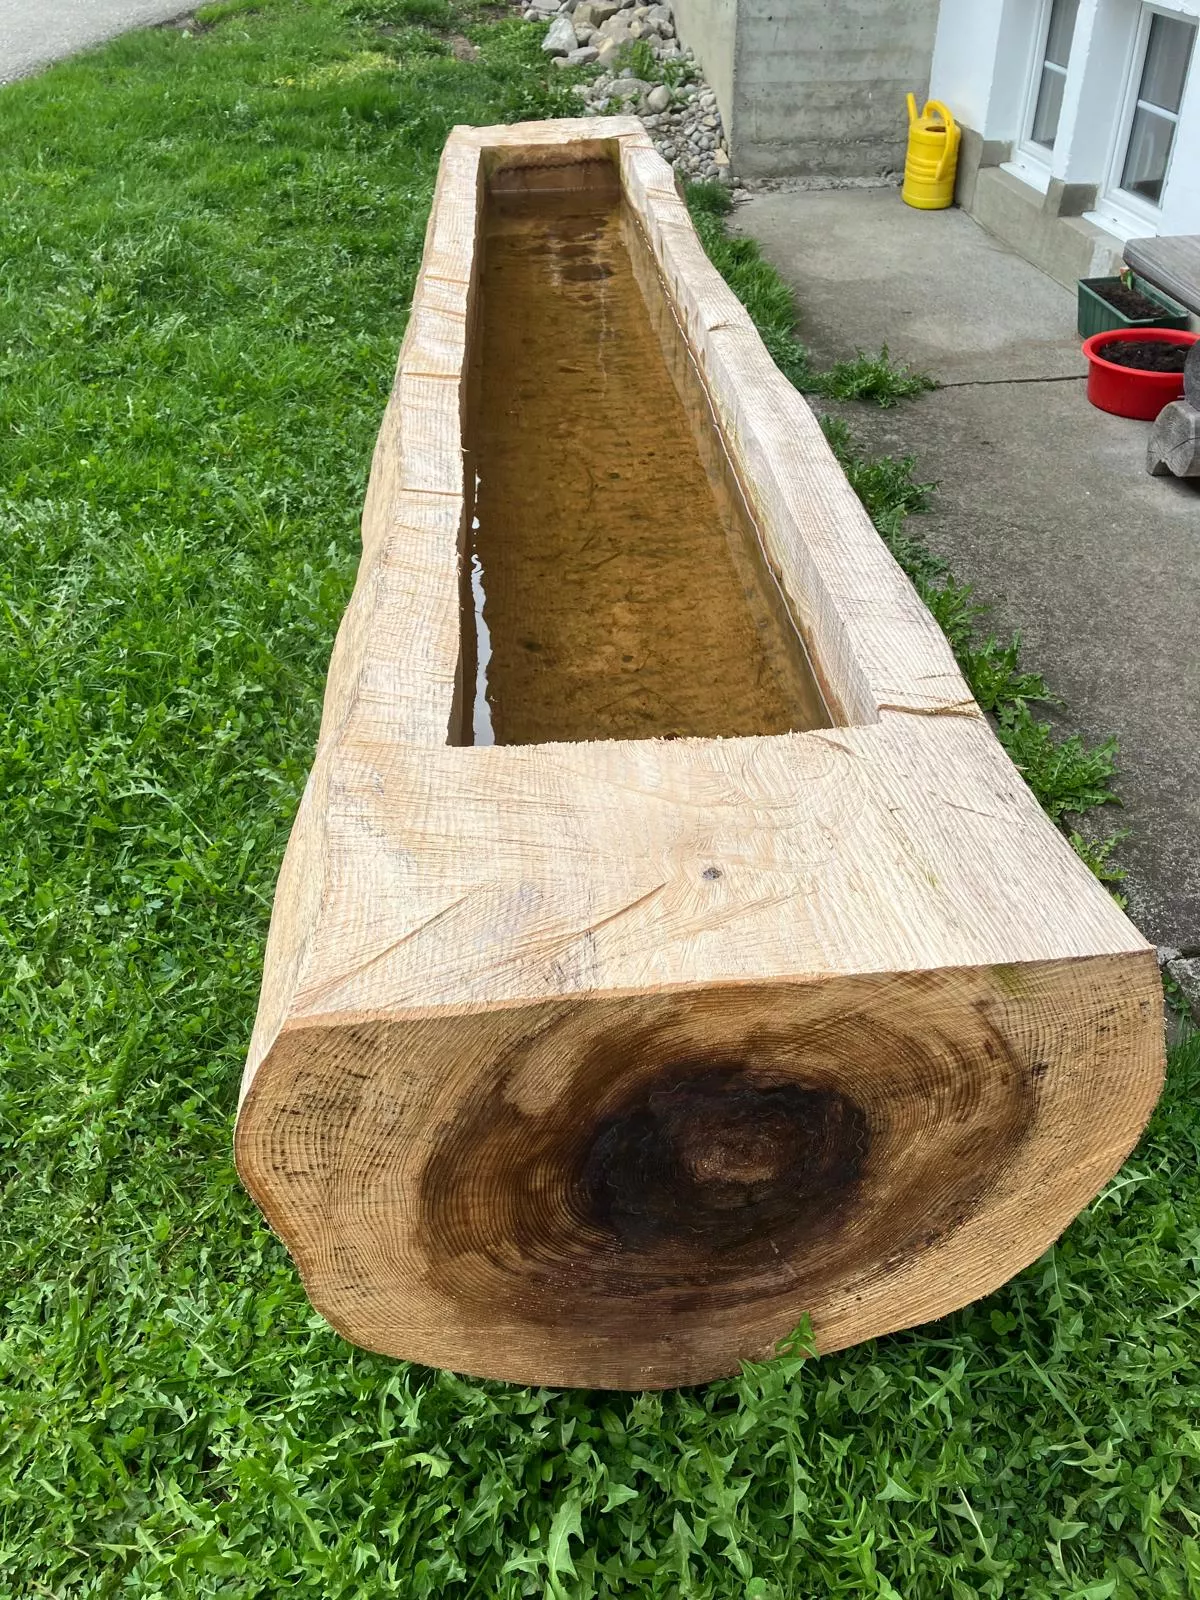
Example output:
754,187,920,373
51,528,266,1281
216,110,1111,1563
902,94,960,210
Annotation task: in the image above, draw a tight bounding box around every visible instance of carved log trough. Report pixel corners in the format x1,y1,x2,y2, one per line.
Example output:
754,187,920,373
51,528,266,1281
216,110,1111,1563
236,119,1165,1389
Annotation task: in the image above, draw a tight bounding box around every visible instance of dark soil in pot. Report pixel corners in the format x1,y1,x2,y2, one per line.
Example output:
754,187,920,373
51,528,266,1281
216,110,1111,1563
1091,281,1171,321
1096,339,1191,373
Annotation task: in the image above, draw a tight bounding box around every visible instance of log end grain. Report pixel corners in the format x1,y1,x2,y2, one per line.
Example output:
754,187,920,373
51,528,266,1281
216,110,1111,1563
236,954,1163,1389
1147,399,1200,478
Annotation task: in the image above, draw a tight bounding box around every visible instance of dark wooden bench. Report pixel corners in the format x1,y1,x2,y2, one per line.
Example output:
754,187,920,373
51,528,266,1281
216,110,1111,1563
1125,235,1200,317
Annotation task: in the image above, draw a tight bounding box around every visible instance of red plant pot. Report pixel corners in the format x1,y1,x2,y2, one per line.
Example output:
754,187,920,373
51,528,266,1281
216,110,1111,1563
1081,326,1198,420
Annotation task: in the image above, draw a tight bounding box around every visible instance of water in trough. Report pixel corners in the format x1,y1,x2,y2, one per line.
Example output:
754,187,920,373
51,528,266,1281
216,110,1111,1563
462,166,831,746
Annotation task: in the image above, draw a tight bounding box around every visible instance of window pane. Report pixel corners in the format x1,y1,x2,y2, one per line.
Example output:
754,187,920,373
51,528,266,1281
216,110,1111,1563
1139,12,1195,114
1045,0,1080,68
1031,63,1067,146
1120,105,1176,203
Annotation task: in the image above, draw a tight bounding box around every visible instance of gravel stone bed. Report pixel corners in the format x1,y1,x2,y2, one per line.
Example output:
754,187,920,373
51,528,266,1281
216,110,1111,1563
521,0,731,184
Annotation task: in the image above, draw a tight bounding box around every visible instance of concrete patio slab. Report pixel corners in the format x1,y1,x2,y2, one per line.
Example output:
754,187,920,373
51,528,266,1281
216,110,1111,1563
733,187,1086,385
0,0,188,84
736,185,1200,949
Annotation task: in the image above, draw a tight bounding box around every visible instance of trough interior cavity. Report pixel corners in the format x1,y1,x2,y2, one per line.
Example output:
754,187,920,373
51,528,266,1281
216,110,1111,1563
459,160,832,747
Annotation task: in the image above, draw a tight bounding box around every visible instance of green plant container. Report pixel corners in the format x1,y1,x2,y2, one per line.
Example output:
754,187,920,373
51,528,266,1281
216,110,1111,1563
1077,273,1190,339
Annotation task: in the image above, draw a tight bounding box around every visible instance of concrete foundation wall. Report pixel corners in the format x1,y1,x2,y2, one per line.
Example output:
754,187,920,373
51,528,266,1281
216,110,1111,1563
969,164,1126,286
671,0,941,178
670,0,737,137
951,125,1125,288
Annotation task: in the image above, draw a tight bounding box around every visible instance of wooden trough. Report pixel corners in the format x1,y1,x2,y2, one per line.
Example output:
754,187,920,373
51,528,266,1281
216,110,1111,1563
236,118,1165,1390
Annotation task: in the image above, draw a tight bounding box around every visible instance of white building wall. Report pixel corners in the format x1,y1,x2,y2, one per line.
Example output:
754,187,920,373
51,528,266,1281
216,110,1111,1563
1163,78,1200,232
988,0,1048,137
1157,0,1200,232
930,0,1200,238
1052,1,1133,183
929,0,1041,140
927,0,1007,130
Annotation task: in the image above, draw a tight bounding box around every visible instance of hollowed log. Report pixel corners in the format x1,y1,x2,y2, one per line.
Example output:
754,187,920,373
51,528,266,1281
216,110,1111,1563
235,119,1164,1389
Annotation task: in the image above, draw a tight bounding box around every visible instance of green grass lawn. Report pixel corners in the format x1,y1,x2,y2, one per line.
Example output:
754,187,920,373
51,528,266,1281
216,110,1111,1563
2,3,1199,1595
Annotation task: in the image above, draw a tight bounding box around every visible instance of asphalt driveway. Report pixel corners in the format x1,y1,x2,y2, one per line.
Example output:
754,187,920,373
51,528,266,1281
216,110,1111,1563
0,0,187,82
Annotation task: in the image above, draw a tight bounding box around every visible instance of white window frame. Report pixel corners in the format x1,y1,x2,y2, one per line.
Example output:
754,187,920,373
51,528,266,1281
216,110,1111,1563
1017,0,1076,172
1097,3,1197,233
